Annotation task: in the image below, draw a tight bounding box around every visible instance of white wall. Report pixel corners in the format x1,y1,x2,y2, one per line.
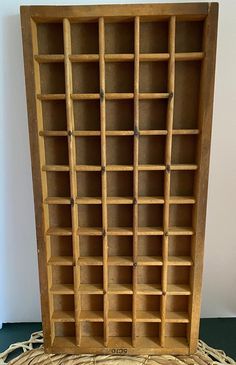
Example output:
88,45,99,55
0,0,235,323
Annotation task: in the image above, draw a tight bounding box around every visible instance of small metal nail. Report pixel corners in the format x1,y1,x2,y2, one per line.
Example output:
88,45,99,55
102,229,106,238
169,92,174,100
134,125,139,137
68,130,72,137
100,89,105,101
133,262,137,268
133,197,137,205
164,231,169,237
70,197,74,207
166,164,171,173
101,166,106,174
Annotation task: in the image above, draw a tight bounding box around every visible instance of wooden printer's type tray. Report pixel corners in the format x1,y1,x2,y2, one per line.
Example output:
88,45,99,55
21,3,218,356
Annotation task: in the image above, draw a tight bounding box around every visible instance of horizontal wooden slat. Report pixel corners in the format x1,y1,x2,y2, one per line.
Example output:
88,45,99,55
51,284,74,294
108,284,133,294
167,284,191,295
48,256,73,265
140,53,170,61
137,256,163,266
52,311,75,322
47,227,72,236
136,311,161,322
70,54,99,62
34,54,64,63
168,227,194,235
37,94,66,100
175,52,204,61
172,129,199,135
79,310,104,321
78,284,103,294
78,256,103,265
139,93,170,99
137,284,162,295
45,197,71,204
43,165,70,172
168,256,193,266
166,312,189,323
108,310,132,322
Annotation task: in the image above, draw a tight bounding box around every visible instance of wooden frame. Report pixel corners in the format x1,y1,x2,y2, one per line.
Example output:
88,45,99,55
21,3,218,355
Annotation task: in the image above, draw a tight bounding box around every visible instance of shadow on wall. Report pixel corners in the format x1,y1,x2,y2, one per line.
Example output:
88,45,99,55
1,14,41,322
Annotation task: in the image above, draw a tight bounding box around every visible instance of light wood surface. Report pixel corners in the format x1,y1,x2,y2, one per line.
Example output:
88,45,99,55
21,3,218,356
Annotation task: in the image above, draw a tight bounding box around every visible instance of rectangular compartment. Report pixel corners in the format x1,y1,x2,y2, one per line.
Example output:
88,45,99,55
138,236,162,257
108,236,133,257
165,323,187,338
171,135,197,164
75,137,101,165
71,22,99,54
72,63,100,93
44,137,69,165
140,62,168,93
137,295,161,321
138,205,163,228
52,266,74,285
78,205,102,228
139,136,165,165
176,21,203,53
136,323,160,338
108,323,132,343
105,22,134,54
106,100,134,131
48,205,72,228
107,171,133,197
53,294,75,315
173,61,201,129
168,236,192,257
107,205,133,228
108,266,132,285
137,266,162,285
77,171,101,197
37,23,64,54
139,99,167,130
42,100,67,131
170,170,195,197
79,236,103,257
47,171,70,197
105,63,134,93
139,171,164,197
81,322,103,337
167,266,190,286
166,295,189,320
140,21,168,53
169,205,193,228
80,266,103,284
40,63,65,94
73,100,100,130
55,323,75,337
108,294,132,321
50,236,73,257
106,137,133,165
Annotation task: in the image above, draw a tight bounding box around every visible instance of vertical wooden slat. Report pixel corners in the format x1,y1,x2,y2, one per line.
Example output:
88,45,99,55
132,16,140,347
30,19,55,345
99,17,109,347
63,18,81,346
188,3,218,353
160,15,176,348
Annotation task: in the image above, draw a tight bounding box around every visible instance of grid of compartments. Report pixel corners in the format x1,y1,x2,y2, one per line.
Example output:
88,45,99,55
24,4,217,355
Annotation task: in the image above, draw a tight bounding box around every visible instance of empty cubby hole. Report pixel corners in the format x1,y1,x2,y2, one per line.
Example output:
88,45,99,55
137,266,162,285
171,135,198,164
50,236,73,257
40,63,65,94
108,266,132,285
71,22,99,54
137,295,161,312
140,62,168,93
75,137,101,165
79,236,103,257
166,295,189,316
108,236,133,257
44,137,69,165
168,236,192,257
105,63,134,93
139,99,167,130
106,137,133,165
167,266,190,286
42,100,67,131
107,171,133,197
137,323,160,339
109,323,132,338
53,294,75,312
80,266,103,284
47,171,70,197
169,205,193,228
81,322,103,337
170,170,195,197
139,136,166,165
55,323,75,337
106,100,134,131
73,100,100,130
81,294,103,311
52,266,74,285
105,21,134,54
109,294,132,312
78,205,102,227
140,21,168,53
48,205,72,228
72,63,99,93
165,323,187,338
139,171,164,197
138,205,163,228
37,22,64,54
77,171,101,197
173,61,201,129
138,236,162,257
107,205,133,228
176,21,203,53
